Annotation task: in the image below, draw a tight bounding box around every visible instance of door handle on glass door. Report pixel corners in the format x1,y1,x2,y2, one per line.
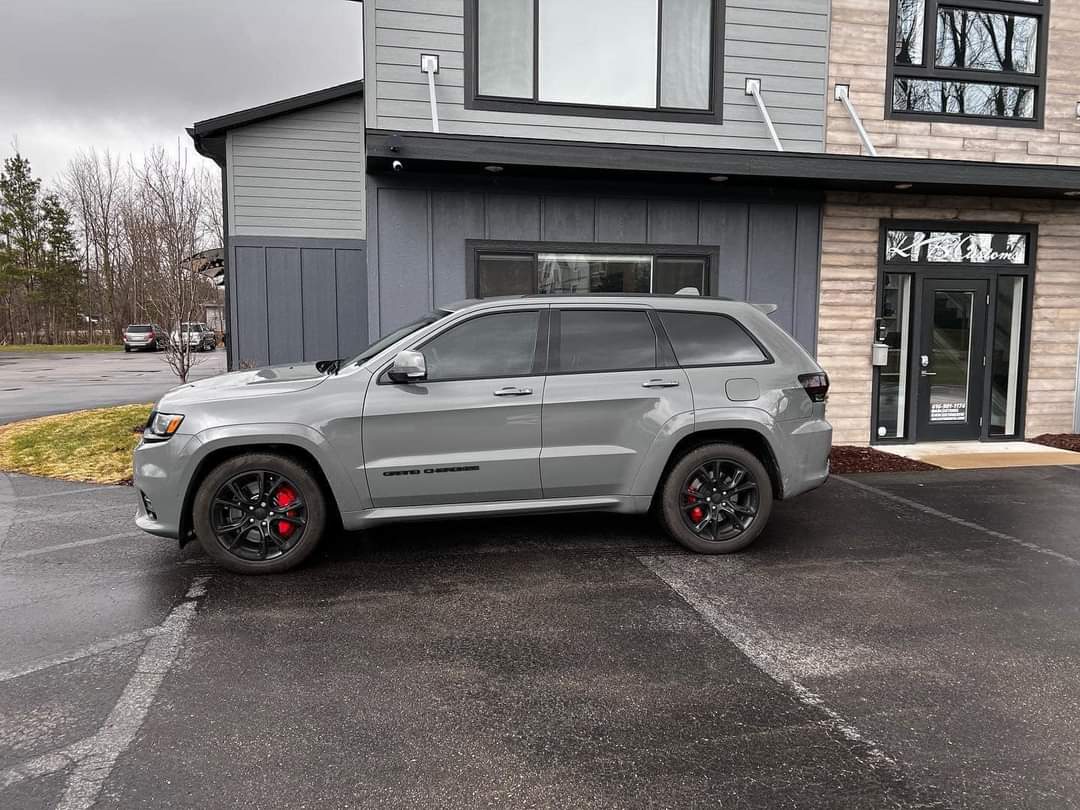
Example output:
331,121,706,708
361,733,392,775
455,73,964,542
642,379,681,388
493,387,533,397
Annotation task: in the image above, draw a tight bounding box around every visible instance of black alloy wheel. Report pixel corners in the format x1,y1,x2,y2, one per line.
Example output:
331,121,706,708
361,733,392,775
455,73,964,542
193,452,328,574
680,459,760,542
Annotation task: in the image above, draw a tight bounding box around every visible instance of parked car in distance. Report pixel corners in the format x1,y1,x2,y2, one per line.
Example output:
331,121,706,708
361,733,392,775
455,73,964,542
123,324,166,352
134,295,832,574
170,322,217,352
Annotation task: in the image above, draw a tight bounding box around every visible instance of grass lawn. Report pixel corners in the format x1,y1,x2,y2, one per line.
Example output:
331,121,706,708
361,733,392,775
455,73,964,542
0,403,153,484
0,343,121,353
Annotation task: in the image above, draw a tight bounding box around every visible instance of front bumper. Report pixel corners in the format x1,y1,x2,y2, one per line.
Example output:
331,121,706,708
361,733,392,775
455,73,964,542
133,434,198,539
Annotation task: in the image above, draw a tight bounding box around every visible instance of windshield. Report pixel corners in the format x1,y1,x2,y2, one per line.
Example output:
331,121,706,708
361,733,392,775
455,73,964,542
352,310,449,365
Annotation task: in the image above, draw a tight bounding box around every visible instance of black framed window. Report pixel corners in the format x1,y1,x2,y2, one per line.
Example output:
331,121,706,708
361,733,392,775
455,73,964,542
553,309,658,373
476,250,710,298
466,0,724,124
422,311,541,381
658,311,768,366
889,0,1048,125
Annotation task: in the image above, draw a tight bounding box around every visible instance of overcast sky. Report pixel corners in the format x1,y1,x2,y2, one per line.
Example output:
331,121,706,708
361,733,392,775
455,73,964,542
0,0,365,185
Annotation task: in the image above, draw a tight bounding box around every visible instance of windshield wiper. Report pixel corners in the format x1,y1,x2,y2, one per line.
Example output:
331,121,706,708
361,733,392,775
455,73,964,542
315,357,345,375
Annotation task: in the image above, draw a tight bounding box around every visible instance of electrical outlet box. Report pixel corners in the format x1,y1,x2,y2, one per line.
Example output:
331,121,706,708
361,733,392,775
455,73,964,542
420,54,440,74
744,78,760,96
834,84,850,101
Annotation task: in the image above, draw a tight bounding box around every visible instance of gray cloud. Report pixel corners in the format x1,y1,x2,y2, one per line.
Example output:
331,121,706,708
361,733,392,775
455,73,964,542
0,0,364,181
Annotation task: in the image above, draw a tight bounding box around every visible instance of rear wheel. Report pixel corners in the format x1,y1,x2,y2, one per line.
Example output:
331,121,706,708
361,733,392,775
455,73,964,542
192,452,328,574
659,443,773,554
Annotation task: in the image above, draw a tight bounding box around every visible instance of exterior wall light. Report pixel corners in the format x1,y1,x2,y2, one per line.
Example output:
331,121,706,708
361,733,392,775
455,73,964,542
894,183,913,190
709,175,728,182
484,165,504,173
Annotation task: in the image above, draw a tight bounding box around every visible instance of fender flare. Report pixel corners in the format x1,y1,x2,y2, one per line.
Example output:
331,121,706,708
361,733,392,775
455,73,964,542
180,423,365,523
630,406,784,497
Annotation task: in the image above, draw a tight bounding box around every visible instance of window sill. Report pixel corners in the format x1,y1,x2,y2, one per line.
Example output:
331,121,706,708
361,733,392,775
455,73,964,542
468,97,724,126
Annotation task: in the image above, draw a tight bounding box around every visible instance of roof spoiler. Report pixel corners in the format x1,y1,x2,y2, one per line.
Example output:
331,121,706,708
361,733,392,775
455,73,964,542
751,303,779,315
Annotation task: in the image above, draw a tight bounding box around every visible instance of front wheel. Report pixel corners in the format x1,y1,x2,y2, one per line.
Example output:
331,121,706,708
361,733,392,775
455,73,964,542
192,452,328,574
658,443,773,554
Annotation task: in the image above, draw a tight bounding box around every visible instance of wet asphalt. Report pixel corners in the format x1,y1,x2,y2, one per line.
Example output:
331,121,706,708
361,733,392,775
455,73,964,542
2,466,1080,808
0,350,226,423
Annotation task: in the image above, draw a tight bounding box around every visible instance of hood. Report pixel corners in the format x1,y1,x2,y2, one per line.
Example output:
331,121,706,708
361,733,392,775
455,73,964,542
158,363,328,407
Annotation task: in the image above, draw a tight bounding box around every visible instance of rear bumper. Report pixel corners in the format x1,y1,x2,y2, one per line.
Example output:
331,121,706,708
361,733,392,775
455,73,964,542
775,416,832,499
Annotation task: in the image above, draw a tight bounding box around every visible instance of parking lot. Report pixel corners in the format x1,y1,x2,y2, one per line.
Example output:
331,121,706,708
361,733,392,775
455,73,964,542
2,464,1080,808
0,350,227,424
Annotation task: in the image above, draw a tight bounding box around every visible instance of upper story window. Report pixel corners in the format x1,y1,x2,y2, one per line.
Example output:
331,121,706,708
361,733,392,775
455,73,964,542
466,0,723,123
889,0,1048,126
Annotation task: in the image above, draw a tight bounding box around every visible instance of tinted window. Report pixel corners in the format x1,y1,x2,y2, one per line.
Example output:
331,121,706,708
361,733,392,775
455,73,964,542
127,325,152,333
555,310,656,373
659,311,767,365
423,311,539,381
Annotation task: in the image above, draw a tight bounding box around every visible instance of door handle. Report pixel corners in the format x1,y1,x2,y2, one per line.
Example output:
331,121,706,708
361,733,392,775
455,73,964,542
642,379,681,389
493,386,533,397
920,371,937,376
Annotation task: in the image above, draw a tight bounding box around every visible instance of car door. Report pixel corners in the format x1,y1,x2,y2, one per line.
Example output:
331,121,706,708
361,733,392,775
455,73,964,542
362,307,547,508
540,307,692,498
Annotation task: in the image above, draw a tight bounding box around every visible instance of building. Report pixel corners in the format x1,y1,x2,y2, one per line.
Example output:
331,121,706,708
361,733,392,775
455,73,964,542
190,0,1080,446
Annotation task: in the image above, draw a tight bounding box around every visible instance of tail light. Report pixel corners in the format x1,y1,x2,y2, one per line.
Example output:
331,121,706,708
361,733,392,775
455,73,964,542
798,372,830,403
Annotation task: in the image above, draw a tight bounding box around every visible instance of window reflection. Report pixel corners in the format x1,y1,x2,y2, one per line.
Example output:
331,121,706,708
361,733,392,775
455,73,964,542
876,274,912,439
989,277,1024,436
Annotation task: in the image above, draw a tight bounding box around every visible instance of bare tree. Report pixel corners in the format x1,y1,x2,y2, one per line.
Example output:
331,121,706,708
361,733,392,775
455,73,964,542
131,147,218,383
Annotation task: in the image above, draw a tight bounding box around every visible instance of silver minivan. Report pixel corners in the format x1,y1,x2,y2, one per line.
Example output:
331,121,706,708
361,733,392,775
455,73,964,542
134,295,831,573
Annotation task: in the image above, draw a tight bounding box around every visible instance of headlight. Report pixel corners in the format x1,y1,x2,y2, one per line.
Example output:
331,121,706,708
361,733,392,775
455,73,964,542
143,411,185,441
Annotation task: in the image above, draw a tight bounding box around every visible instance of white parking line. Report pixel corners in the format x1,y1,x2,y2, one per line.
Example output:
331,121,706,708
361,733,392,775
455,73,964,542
0,576,211,804
639,556,900,773
1,532,143,561
833,475,1080,568
0,627,160,684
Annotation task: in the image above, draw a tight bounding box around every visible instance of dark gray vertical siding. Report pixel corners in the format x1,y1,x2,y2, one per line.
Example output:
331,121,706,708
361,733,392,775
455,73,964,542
300,249,340,362
229,237,367,368
595,199,648,243
266,247,304,364
335,248,368,358
699,201,749,301
377,188,431,331
793,203,822,351
234,246,270,367
748,204,798,336
370,178,821,353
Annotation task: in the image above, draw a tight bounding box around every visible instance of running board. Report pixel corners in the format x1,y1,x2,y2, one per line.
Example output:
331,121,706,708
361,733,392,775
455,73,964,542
343,495,644,530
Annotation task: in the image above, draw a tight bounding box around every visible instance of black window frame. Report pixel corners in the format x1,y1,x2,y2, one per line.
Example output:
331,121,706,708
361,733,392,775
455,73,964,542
467,241,715,299
463,0,726,125
656,310,774,369
886,0,1050,128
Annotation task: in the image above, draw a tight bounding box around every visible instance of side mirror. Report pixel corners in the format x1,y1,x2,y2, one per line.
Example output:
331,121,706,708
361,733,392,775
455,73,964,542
387,349,427,383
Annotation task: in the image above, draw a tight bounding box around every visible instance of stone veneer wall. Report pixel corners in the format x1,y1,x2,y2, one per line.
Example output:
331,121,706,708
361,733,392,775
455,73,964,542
819,192,1080,445
828,0,1080,163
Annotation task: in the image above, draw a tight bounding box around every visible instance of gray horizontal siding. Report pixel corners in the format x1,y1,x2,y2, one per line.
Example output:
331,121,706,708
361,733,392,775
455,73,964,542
227,97,366,240
230,237,368,367
367,177,821,353
365,0,828,151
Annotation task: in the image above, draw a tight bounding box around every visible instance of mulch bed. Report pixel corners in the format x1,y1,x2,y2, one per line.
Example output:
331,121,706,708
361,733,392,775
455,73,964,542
1030,434,1080,453
830,445,940,474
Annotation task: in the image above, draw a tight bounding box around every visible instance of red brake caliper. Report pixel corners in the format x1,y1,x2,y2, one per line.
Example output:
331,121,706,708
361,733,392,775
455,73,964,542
687,482,705,524
273,486,298,538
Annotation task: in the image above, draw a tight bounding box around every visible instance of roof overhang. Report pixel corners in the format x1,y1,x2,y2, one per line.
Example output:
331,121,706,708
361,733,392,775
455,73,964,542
366,130,1080,200
189,80,365,166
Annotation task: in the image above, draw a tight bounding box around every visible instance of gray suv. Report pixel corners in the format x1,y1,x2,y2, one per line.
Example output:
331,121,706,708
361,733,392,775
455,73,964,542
134,296,831,574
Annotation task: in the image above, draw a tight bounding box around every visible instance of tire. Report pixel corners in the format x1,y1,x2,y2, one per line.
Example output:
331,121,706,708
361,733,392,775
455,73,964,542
192,452,328,574
123,346,130,353
658,443,774,554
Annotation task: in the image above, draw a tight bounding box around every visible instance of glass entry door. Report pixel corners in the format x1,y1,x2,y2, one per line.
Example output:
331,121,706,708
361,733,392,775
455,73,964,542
916,279,988,441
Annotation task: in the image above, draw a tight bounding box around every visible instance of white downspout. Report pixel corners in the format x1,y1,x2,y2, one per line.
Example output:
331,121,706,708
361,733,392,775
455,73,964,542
744,78,783,152
420,54,441,134
834,84,878,157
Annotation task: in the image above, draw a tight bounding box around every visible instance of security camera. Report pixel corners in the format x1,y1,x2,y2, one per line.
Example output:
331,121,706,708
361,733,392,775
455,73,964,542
392,159,404,172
